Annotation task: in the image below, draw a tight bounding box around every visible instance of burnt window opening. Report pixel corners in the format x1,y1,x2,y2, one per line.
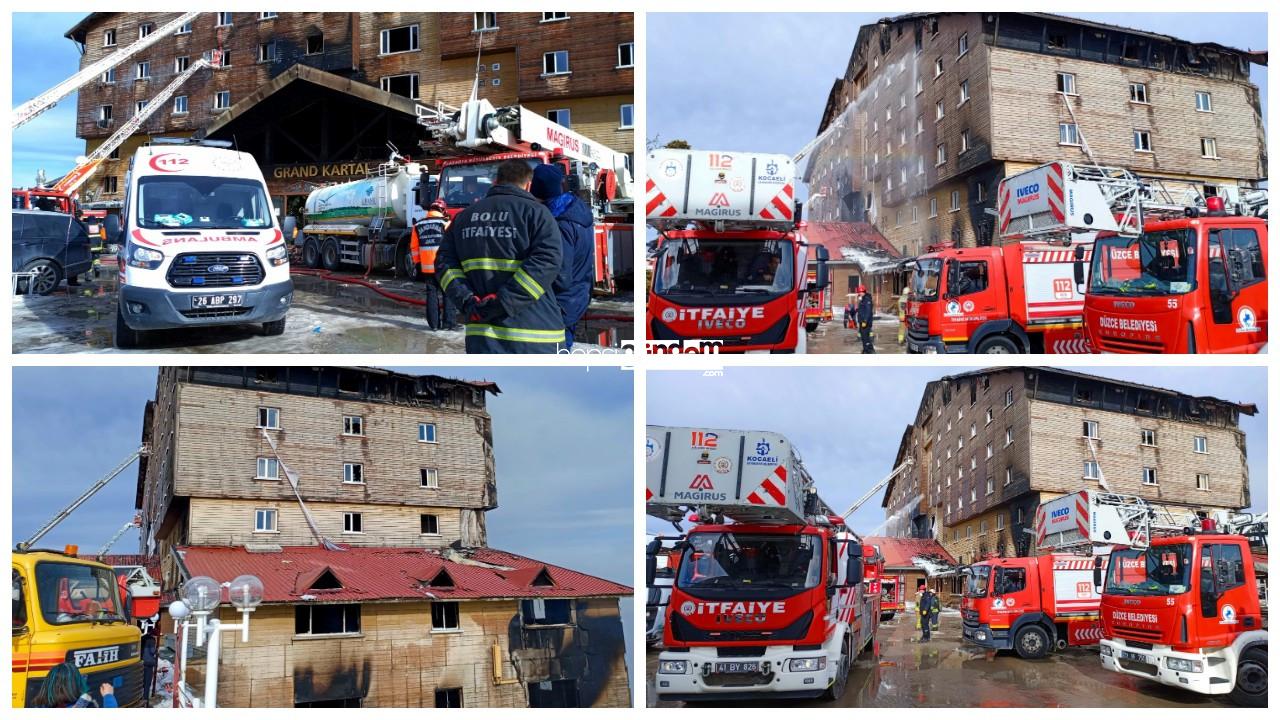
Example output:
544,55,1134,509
420,514,439,535
528,679,579,708
1047,32,1069,50
295,604,361,636
1075,385,1094,403
431,601,459,630
338,372,363,394
306,33,324,55
435,688,463,708
426,568,454,588
296,698,361,708
380,24,419,55
522,598,571,625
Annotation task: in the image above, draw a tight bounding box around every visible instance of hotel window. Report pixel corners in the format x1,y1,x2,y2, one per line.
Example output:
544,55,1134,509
103,29,117,47
1004,426,1013,447
543,50,570,76
1200,138,1218,159
1129,82,1148,104
101,68,116,84
343,463,364,484
959,80,970,105
546,109,571,127
958,33,969,57
620,104,634,129
960,129,971,153
1059,123,1081,146
420,468,439,488
1142,467,1158,486
1133,130,1152,152
1195,91,1213,112
431,602,460,631
175,56,189,73
381,73,420,100
138,22,154,39
1056,72,1076,95
255,509,277,533
173,96,188,114
215,13,232,27
256,458,279,480
934,57,944,77
419,423,438,443
1005,467,1013,486
135,100,148,115
260,12,278,20
1084,460,1100,480
1082,420,1098,439
542,12,569,22
1140,429,1157,446
343,512,363,533
950,190,961,211
214,91,231,110
136,62,150,80
1193,436,1208,454
257,406,280,429
421,514,440,535
617,42,634,68
259,42,278,63
307,34,325,55
1196,474,1210,491
935,144,946,166
935,99,945,121
343,415,364,436
381,24,420,54
474,12,498,31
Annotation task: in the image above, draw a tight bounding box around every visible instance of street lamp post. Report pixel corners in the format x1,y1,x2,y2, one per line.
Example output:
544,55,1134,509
168,574,264,708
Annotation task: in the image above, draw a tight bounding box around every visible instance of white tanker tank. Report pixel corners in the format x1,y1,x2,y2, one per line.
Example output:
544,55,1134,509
299,156,433,277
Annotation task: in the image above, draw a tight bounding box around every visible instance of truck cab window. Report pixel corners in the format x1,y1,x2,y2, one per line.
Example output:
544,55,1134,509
1206,231,1233,324
12,569,26,628
950,261,988,296
996,567,1026,594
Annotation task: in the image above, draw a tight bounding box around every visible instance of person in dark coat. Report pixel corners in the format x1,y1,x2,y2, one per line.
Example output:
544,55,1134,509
141,634,158,702
856,286,875,353
530,163,595,348
917,586,941,642
436,160,565,353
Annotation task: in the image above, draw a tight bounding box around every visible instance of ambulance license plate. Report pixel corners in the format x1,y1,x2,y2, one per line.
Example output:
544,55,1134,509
714,661,760,674
192,294,244,308
1120,650,1149,664
72,645,120,669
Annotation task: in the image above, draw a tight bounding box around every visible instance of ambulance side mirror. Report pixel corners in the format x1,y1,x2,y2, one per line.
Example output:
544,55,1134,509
1073,245,1086,287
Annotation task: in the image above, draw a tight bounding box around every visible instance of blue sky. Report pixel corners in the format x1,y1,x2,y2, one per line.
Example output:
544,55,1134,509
11,365,633,584
12,13,85,186
648,12,1268,179
647,366,1267,537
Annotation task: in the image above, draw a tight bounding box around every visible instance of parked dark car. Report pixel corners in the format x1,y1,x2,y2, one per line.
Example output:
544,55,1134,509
12,209,94,295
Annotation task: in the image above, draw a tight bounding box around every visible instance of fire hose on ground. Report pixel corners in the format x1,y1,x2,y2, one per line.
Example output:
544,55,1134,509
288,268,632,322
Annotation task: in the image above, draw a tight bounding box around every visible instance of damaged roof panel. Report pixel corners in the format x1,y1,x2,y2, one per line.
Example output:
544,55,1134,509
177,545,631,604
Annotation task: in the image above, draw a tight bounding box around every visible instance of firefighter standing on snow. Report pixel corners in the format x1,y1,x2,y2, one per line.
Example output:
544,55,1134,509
436,159,565,353
856,286,875,353
917,585,941,642
530,163,595,349
412,200,458,330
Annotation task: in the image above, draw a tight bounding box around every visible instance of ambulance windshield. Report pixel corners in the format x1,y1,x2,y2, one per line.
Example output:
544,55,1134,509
910,258,942,301
1089,229,1197,296
1105,545,1192,596
652,239,794,299
137,176,273,230
677,532,821,592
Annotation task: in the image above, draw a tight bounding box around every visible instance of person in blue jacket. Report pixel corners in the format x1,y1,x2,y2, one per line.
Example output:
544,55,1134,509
32,662,120,707
530,163,595,348
436,159,565,353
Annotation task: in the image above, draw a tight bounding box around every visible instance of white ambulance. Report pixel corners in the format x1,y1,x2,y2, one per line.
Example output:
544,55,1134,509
115,138,293,348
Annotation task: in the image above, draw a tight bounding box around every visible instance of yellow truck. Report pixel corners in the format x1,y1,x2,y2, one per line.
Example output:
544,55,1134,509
12,549,144,707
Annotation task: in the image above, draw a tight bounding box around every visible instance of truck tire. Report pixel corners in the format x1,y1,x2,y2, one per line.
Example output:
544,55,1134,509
805,319,819,333
398,238,420,281
976,335,1019,354
1014,625,1050,660
822,633,852,701
321,237,341,271
880,611,895,621
302,237,322,268
114,303,145,349
20,259,62,295
1227,646,1266,707
262,317,287,337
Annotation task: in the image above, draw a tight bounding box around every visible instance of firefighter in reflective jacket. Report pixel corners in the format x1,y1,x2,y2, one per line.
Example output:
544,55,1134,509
436,159,565,353
413,201,457,330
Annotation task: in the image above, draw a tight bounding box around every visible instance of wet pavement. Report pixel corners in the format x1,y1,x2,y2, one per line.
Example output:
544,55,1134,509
807,313,906,354
646,609,1232,708
12,261,633,354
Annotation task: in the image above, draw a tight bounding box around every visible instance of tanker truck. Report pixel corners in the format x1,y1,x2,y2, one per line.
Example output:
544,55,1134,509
299,152,435,278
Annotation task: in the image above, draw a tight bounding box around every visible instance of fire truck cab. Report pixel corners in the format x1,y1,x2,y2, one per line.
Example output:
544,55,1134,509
961,554,1102,658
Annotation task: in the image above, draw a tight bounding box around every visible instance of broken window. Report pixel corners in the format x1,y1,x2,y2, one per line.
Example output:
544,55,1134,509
343,463,364,484
1082,420,1098,439
420,467,439,488
1056,72,1076,95
1141,429,1157,446
543,50,570,75
421,514,439,535
295,604,360,636
431,602,459,631
528,679,579,708
1142,467,1158,485
380,73,419,100
1129,82,1148,103
435,688,463,708
259,42,277,63
343,415,364,436
257,406,280,429
521,598,572,626
307,33,324,55
1047,32,1068,50
473,12,497,31
380,25,419,54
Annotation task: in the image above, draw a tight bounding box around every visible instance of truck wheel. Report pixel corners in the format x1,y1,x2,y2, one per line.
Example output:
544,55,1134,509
398,239,421,281
976,335,1019,354
321,237,341,271
302,237,322,268
1227,646,1266,707
114,303,144,349
1014,625,1050,660
805,320,819,333
880,611,895,621
262,317,287,336
20,259,62,295
822,633,852,701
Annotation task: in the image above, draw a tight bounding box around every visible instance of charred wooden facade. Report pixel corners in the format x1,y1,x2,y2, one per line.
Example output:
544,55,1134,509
806,12,1267,258
883,367,1255,565
64,12,634,206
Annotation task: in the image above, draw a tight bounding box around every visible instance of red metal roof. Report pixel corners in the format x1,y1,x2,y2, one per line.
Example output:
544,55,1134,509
176,545,631,604
862,536,957,569
79,554,161,578
802,221,901,259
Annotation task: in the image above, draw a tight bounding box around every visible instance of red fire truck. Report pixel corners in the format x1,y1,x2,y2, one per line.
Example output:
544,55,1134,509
417,98,634,294
961,553,1102,658
879,572,905,620
804,270,832,332
1001,161,1267,353
646,425,879,701
647,150,830,353
1037,490,1268,706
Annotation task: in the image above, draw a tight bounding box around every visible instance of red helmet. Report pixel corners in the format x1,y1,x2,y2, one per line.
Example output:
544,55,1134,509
857,285,867,294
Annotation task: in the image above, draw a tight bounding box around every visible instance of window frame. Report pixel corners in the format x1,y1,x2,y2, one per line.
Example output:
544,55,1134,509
1195,91,1213,113
1142,467,1158,486
540,12,570,23
418,422,438,444
294,603,361,638
1140,429,1157,446
1082,420,1099,439
215,12,233,28
343,511,363,534
1200,137,1219,159
214,91,232,110
380,24,420,55
542,50,571,76
1129,82,1149,104
342,415,365,436
1133,129,1153,153
431,601,461,632
1059,122,1081,147
380,73,421,100
1083,460,1101,480
473,12,498,32
257,406,280,430
421,514,440,536
958,33,969,57
617,42,634,69
1193,436,1208,454
136,61,151,80
1056,72,1077,96
103,28,117,47
173,95,188,115
343,463,365,485
254,508,277,533
255,457,280,481
619,103,634,129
